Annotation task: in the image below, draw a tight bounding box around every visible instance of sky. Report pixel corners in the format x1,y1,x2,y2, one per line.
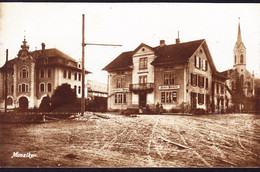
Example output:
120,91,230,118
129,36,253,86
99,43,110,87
0,3,260,83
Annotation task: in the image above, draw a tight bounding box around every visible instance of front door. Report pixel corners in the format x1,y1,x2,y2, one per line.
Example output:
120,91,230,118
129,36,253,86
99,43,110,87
190,92,197,109
139,92,147,107
19,96,28,110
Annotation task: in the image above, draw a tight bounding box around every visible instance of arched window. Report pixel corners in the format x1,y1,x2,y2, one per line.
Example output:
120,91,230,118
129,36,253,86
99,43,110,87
40,83,45,92
47,83,52,92
7,97,13,105
240,55,243,63
20,67,29,78
234,55,237,64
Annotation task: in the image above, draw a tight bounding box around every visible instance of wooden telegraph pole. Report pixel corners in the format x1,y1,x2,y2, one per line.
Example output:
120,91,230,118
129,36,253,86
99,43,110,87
81,14,121,116
81,14,85,116
4,49,8,115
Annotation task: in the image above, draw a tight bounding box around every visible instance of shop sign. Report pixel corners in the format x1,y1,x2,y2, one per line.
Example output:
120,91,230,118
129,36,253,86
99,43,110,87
113,88,129,92
159,85,180,90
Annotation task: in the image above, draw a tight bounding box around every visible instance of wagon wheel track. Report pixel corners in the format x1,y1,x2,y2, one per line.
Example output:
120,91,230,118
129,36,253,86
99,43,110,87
174,123,212,167
146,118,159,166
209,131,237,166
237,134,259,158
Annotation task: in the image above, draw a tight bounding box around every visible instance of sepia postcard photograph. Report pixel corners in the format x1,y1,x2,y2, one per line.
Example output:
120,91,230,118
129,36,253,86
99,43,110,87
0,2,259,168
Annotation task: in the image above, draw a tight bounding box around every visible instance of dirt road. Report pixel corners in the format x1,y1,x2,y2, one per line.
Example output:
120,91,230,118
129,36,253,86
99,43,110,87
0,113,259,167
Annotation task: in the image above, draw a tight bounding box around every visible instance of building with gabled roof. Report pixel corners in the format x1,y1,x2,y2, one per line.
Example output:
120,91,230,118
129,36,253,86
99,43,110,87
103,38,230,113
0,39,90,110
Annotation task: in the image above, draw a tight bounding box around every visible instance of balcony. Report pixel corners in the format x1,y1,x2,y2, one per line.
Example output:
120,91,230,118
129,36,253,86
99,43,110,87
129,83,154,94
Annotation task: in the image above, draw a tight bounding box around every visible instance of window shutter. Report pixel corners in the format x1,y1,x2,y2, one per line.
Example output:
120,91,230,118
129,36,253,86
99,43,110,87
194,56,196,67
199,57,201,68
195,74,197,86
191,73,193,85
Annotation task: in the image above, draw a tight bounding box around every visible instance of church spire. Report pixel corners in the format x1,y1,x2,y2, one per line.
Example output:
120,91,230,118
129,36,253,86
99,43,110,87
236,17,242,44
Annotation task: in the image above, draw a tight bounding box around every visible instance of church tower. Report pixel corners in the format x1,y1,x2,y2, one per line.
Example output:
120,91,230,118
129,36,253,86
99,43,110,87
233,17,246,76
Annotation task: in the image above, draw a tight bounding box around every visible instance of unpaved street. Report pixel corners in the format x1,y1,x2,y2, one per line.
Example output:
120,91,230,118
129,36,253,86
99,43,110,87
0,113,259,167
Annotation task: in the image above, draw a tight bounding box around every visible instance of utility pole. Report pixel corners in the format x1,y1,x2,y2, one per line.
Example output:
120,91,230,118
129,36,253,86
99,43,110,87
4,49,8,115
81,14,122,116
81,14,85,116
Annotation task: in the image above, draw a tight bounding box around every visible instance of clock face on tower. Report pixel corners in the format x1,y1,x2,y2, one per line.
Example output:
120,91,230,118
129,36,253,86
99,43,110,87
240,49,244,53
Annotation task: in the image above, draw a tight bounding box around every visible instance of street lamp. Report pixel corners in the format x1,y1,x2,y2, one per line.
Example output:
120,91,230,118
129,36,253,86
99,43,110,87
81,14,121,116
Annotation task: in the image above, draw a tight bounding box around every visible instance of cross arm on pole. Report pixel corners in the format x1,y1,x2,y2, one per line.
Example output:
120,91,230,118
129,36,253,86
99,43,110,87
84,43,122,47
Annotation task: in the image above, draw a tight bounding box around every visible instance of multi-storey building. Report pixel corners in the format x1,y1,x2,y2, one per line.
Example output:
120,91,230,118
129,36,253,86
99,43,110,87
103,38,230,113
0,38,90,110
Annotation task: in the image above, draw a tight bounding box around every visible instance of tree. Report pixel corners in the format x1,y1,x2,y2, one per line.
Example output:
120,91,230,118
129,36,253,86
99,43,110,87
51,83,77,110
231,71,245,112
39,95,51,112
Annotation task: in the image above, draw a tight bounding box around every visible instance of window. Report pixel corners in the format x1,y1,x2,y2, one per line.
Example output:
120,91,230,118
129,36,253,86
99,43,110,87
198,93,204,105
40,83,45,92
235,55,237,64
68,71,71,79
47,69,52,78
195,56,201,68
205,78,208,89
74,73,77,80
19,84,28,92
114,93,126,104
202,59,208,71
139,75,147,84
139,57,148,69
63,70,67,78
11,85,14,93
164,74,174,85
198,76,204,88
78,86,81,94
22,84,25,92
216,83,219,94
191,73,197,86
78,73,81,81
20,67,29,78
47,83,52,92
161,91,177,103
40,69,45,78
116,77,125,88
240,55,243,63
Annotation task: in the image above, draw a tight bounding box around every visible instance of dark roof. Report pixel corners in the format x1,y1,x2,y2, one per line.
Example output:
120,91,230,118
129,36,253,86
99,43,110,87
31,48,77,62
213,71,229,80
0,48,91,73
102,51,133,71
152,39,204,65
103,39,206,71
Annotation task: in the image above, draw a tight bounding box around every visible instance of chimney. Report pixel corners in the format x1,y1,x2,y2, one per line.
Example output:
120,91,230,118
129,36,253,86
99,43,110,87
41,42,45,52
175,31,180,44
160,40,165,47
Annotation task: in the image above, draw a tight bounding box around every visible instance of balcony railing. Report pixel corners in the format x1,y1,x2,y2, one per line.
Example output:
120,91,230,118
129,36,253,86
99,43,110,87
129,83,154,93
